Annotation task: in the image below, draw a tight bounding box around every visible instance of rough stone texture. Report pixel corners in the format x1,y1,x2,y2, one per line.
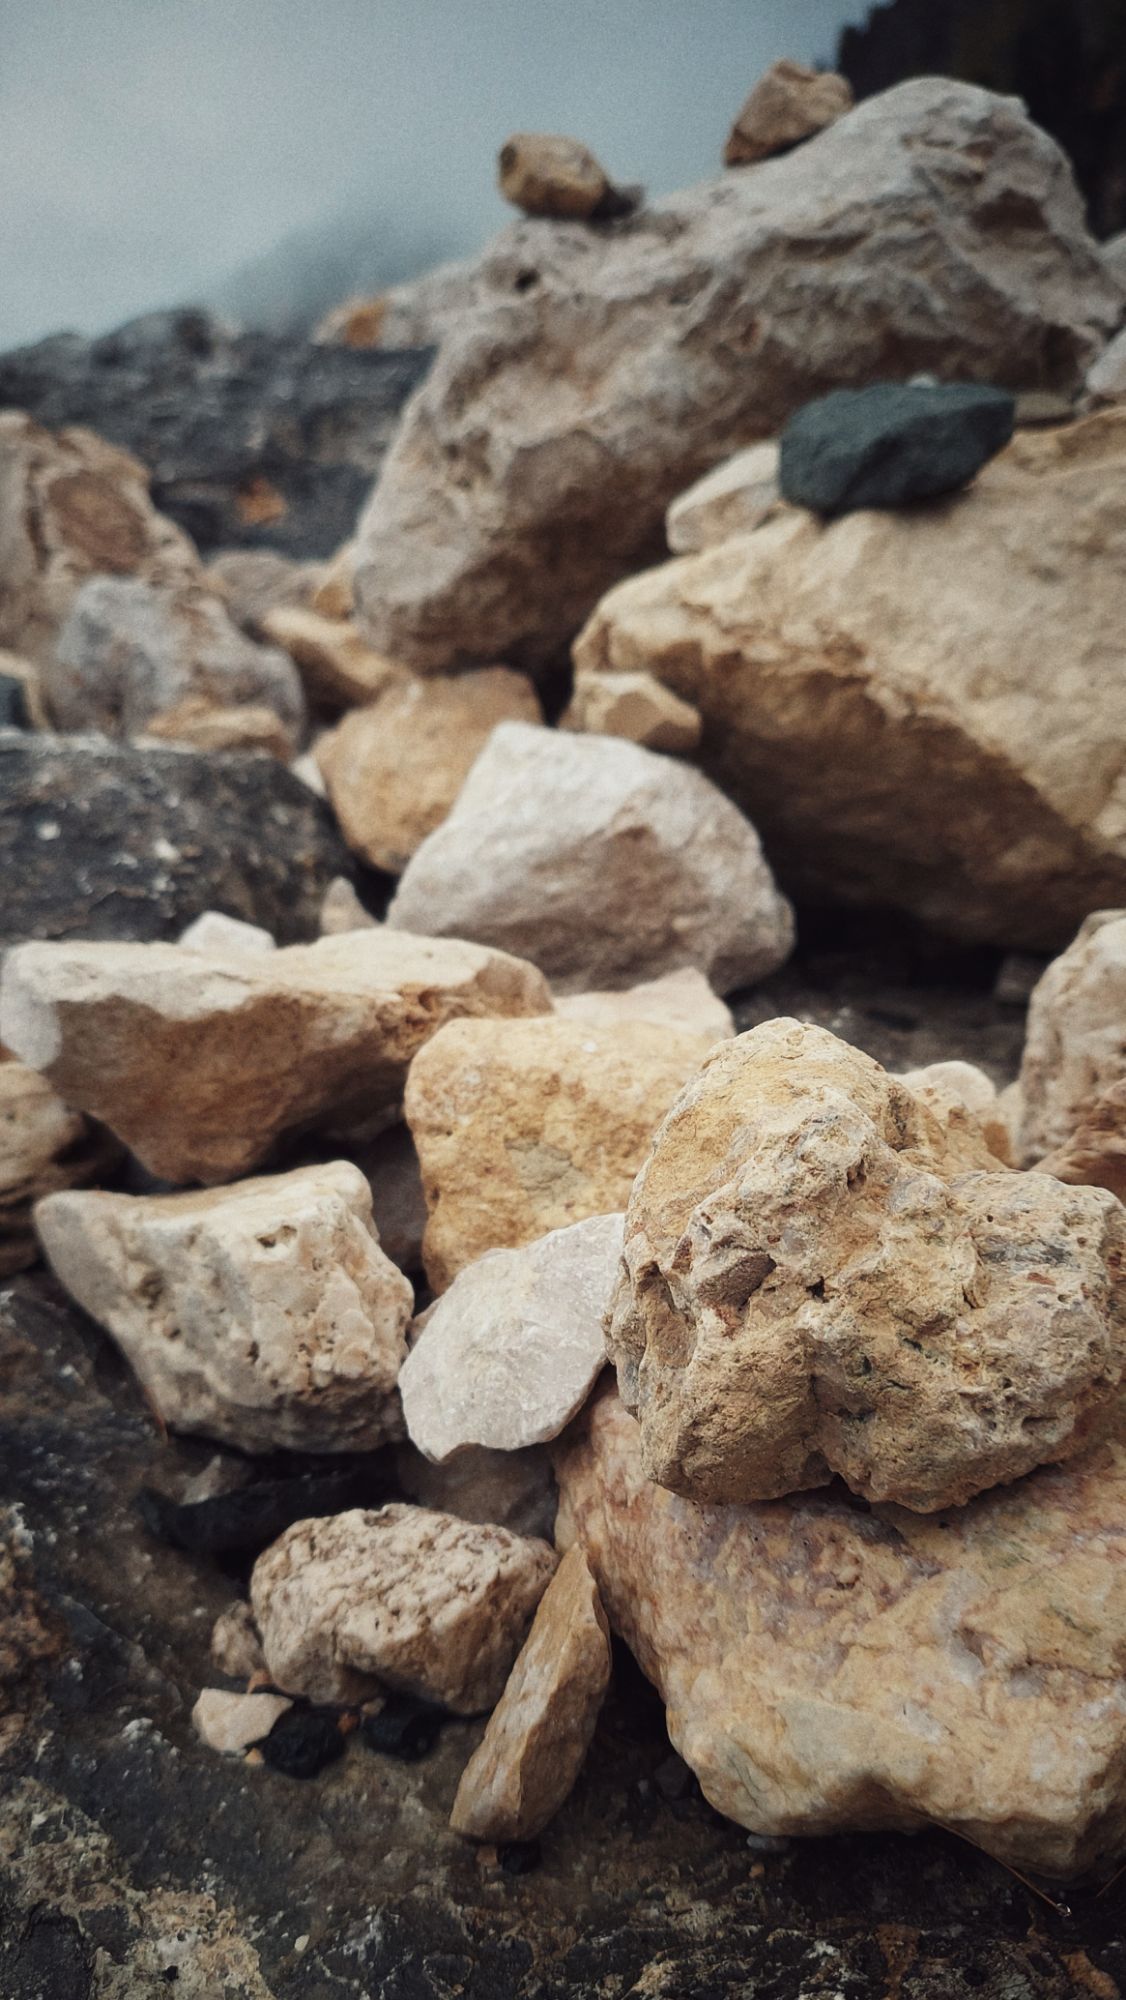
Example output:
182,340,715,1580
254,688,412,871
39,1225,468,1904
724,60,854,165
388,724,794,994
355,81,1118,672
210,1600,267,1681
139,697,295,758
207,547,326,633
260,604,409,711
498,134,618,220
556,1381,1126,1878
561,670,701,754
395,1443,557,1542
193,1688,291,1755
400,1213,623,1461
1019,911,1126,1162
607,1018,1126,1510
405,1014,710,1292
450,1545,612,1842
778,382,1015,514
1087,326,1126,401
251,1506,557,1711
665,441,781,552
35,1163,413,1452
179,910,276,957
1039,1079,1126,1203
555,966,734,1042
575,409,1126,950
898,1058,1015,1165
0,734,353,948
318,672,542,874
0,1064,117,1277
1,930,552,1184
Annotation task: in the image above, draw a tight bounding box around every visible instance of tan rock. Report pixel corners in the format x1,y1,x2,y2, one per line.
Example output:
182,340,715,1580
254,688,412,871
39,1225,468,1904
562,670,701,754
1019,912,1126,1161
555,967,734,1043
319,876,377,935
666,442,781,553
498,134,616,220
210,1601,267,1681
314,299,388,348
607,1019,1126,1510
139,698,295,758
1,929,551,1184
310,538,358,619
192,1687,291,1755
317,670,541,874
207,549,326,633
260,605,408,711
724,60,853,167
450,1545,611,1842
0,650,49,729
898,1059,1014,1165
1039,1079,1126,1203
290,749,328,797
250,1506,557,1711
178,911,276,957
404,1014,710,1292
395,1443,556,1543
0,1063,118,1277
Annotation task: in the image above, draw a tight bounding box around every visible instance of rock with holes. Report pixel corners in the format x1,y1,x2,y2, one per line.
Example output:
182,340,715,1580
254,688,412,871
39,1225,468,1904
724,60,854,166
1018,911,1126,1163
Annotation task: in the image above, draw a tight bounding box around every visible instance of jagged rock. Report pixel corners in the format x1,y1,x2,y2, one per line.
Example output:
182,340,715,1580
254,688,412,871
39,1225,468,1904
555,967,734,1043
260,605,408,711
1019,912,1126,1162
318,672,542,873
404,1014,710,1292
1087,327,1126,401
561,671,701,754
395,1443,557,1542
139,699,294,758
0,1064,118,1277
575,409,1126,950
400,1214,623,1461
665,443,781,553
178,911,276,957
606,1018,1126,1510
355,81,1117,672
778,382,1015,514
2,930,552,1184
250,1506,557,1711
898,1059,1014,1165
35,1163,414,1452
193,1687,291,1755
498,134,630,221
724,60,854,166
207,549,326,633
450,1545,611,1842
319,876,377,934
388,724,793,994
210,1600,267,1681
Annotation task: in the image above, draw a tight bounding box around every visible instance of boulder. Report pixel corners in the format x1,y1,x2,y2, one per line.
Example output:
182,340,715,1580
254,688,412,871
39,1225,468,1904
1019,912,1126,1161
665,442,781,553
387,724,793,994
395,1443,557,1543
606,1019,1126,1510
778,382,1015,514
354,81,1117,672
450,1545,611,1842
554,966,734,1043
1,930,552,1184
250,1505,557,1711
724,60,854,166
0,1064,118,1276
498,134,627,221
260,605,408,712
561,671,701,754
192,1688,291,1755
574,409,1126,950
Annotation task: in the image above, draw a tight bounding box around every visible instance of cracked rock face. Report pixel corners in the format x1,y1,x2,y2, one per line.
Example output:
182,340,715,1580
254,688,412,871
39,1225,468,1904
1019,910,1126,1163
606,1019,1126,1511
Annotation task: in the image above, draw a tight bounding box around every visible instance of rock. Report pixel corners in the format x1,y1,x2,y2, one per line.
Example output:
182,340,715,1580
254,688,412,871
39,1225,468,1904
404,1014,710,1292
354,80,1117,673
354,1121,427,1271
561,671,701,754
35,1162,414,1452
317,672,542,874
311,538,358,619
898,1059,1014,1165
778,382,1016,515
260,605,409,712
400,1214,623,1461
138,698,294,759
665,443,781,553
1018,912,1126,1162
178,911,276,957
250,1506,557,1711
0,734,353,948
192,1687,291,1755
555,1381,1126,1879
315,298,388,348
207,549,326,633
387,725,794,994
1039,1080,1126,1203
724,60,854,166
210,1601,267,1682
291,749,329,797
498,134,632,221
450,1545,611,1842
3,930,551,1185
395,1444,557,1543
319,876,378,934
0,650,49,729
0,1064,118,1277
555,967,734,1043
606,1018,1126,1510
574,409,1126,950
1087,327,1126,401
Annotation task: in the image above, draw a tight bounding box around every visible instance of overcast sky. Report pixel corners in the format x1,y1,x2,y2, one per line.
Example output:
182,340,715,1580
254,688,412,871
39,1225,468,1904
0,0,866,350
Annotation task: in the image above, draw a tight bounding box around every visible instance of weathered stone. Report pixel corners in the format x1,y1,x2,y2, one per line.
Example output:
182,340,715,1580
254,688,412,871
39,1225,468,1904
561,671,701,754
1039,1079,1126,1203
607,1018,1126,1510
1019,912,1126,1162
555,1381,1126,1878
179,911,276,957
388,725,793,993
320,876,378,935
251,1506,557,1711
498,134,626,220
1087,327,1126,401
575,409,1126,950
400,1214,623,1462
555,967,734,1043
207,549,326,634
2,930,552,1184
395,1443,557,1542
193,1687,291,1755
210,1601,267,1681
898,1059,1015,1165
318,672,542,874
310,537,358,619
778,382,1015,515
665,442,781,553
35,1163,414,1452
724,60,854,166
450,1545,611,1842
0,1064,117,1277
356,81,1116,672
260,605,408,711
405,1014,710,1292
138,698,294,758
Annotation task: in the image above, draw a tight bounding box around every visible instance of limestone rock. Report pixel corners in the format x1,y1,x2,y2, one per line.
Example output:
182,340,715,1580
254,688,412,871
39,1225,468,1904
607,1018,1126,1510
179,911,276,957
35,1163,414,1452
400,1214,624,1461
310,538,357,619
450,1545,611,1842
210,1601,267,1681
207,549,326,633
665,443,781,553
724,60,854,166
1,929,551,1184
138,698,294,759
354,81,1117,672
555,967,734,1043
395,1444,557,1543
317,672,541,874
250,1506,557,1711
898,1059,1014,1165
388,724,793,994
778,383,1015,515
554,1381,1126,1878
575,409,1126,950
319,876,378,935
404,1014,710,1292
498,134,623,221
561,671,701,754
193,1687,291,1755
260,605,408,711
0,1064,117,1277
1019,912,1126,1161
1039,1080,1126,1203
1087,327,1126,402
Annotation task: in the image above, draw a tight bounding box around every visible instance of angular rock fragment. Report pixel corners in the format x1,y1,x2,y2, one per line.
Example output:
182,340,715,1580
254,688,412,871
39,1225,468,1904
260,605,408,711
193,1687,291,1755
554,966,734,1043
178,911,276,957
207,548,326,633
311,537,357,619
319,876,378,935
665,442,781,553
395,1443,556,1542
724,60,853,166
561,671,701,754
0,1064,117,1276
498,134,625,220
778,383,1015,515
1019,911,1126,1161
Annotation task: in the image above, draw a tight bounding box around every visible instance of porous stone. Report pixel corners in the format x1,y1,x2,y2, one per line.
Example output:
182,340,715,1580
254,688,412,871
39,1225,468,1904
778,382,1015,515
724,60,854,166
178,911,276,957
555,967,734,1043
35,1163,414,1452
1019,912,1126,1162
250,1506,557,1711
0,1064,117,1277
606,1018,1126,1510
498,134,620,220
450,1545,611,1842
898,1059,1014,1165
395,1443,557,1542
665,442,781,553
561,671,701,754
260,605,408,711
387,724,793,994
400,1213,623,1461
193,1687,291,1755
210,1601,267,1681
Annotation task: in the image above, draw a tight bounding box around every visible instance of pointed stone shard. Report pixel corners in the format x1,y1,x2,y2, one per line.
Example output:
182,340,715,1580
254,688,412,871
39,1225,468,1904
724,60,853,167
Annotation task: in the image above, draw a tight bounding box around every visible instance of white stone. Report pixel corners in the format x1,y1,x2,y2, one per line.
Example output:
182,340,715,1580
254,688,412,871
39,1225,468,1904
178,911,276,957
192,1688,291,1755
1087,326,1126,401
666,442,781,552
555,967,734,1042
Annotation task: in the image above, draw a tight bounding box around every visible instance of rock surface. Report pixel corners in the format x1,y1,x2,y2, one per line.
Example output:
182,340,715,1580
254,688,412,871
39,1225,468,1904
1019,912,1126,1162
395,1443,557,1542
260,605,408,711
450,1545,611,1842
607,1018,1126,1510
561,670,701,754
192,1687,291,1756
1087,327,1126,402
0,1064,116,1276
251,1506,557,1711
665,442,781,553
898,1058,1015,1165
138,697,294,757
554,966,734,1042
1039,1080,1126,1204
724,60,854,166
498,134,621,220
207,547,326,633
210,1600,267,1681
388,724,793,993
179,910,276,957
778,382,1015,514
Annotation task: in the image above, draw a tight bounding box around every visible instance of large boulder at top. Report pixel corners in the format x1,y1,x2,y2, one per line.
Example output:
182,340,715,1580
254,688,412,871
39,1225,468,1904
778,381,1015,514
575,408,1126,951
354,80,1119,672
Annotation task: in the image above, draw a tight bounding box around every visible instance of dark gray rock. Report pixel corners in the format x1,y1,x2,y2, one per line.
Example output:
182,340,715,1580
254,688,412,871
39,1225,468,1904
0,675,30,728
779,381,1016,515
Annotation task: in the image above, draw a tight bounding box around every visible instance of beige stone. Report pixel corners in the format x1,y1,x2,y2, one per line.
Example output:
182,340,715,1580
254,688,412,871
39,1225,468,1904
260,605,408,711
724,60,853,166
561,670,701,754
1,929,551,1185
0,1063,117,1277
192,1687,291,1756
178,911,276,957
450,1546,611,1842
251,1506,557,1711
555,967,734,1043
1019,911,1126,1161
210,1601,267,1681
405,1013,710,1292
395,1443,557,1543
498,134,615,220
666,442,781,553
319,876,377,935
1039,1079,1126,1203
898,1059,1014,1165
607,1019,1126,1511
310,538,357,619
140,698,294,759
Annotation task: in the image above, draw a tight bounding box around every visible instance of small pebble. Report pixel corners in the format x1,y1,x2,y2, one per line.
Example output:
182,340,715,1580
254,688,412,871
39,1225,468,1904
359,1692,446,1762
258,1705,347,1779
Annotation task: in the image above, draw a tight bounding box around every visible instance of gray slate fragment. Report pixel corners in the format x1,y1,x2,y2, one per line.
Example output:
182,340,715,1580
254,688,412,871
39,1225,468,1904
779,382,1016,515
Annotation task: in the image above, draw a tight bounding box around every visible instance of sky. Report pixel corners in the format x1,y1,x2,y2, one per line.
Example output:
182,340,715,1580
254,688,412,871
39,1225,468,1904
0,0,868,351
